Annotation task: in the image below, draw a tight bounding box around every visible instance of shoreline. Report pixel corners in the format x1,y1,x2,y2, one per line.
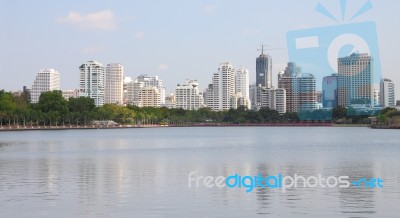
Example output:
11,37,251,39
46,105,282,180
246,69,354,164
0,122,377,131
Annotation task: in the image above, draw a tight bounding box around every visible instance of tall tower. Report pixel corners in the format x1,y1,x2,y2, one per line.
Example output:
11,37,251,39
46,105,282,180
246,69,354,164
79,61,105,106
338,53,373,107
210,62,235,111
256,45,272,88
105,63,124,105
31,69,60,103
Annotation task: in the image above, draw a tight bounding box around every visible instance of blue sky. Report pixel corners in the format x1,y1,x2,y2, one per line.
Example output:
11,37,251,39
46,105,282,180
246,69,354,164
1,0,399,98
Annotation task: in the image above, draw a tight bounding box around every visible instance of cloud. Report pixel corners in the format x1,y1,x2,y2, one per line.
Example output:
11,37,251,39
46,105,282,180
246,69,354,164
202,4,217,15
135,31,146,39
158,64,168,71
57,10,116,31
82,45,106,54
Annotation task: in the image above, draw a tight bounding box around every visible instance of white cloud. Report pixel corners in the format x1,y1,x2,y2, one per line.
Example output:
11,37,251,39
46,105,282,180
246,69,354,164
135,31,146,39
202,4,217,15
82,45,106,54
158,64,168,71
57,10,116,31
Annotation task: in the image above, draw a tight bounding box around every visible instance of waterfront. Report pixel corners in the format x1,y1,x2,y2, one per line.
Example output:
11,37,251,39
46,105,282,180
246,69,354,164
0,127,399,217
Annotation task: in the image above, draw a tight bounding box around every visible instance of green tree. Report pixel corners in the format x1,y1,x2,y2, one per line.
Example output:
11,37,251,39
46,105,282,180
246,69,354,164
68,97,96,114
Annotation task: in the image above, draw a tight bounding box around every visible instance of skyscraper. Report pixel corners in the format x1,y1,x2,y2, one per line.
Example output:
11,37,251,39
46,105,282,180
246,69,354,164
322,74,338,108
278,63,316,112
175,80,205,110
380,78,395,107
31,69,60,103
338,53,373,107
208,62,235,111
79,61,105,106
256,46,272,88
105,63,124,105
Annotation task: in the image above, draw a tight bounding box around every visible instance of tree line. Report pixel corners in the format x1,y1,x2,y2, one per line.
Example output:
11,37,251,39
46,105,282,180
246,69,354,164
0,89,394,126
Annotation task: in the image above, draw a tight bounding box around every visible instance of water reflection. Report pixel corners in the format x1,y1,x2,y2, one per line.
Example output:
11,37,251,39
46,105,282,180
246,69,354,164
0,127,399,217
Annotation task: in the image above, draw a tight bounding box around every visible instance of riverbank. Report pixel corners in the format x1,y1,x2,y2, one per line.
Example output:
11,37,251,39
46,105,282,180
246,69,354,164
0,124,161,131
0,122,371,131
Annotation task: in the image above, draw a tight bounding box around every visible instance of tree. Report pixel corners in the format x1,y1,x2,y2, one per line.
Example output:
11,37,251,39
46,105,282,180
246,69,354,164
37,90,68,113
68,97,96,114
332,106,347,120
36,91,68,125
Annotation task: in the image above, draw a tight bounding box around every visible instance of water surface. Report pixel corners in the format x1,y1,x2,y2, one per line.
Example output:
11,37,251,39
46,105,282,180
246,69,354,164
0,127,399,217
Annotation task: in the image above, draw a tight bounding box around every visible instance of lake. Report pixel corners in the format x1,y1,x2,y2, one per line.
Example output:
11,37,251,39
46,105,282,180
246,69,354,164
0,127,399,217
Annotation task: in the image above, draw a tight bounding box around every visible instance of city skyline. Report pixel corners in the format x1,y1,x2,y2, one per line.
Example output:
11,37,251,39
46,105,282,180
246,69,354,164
1,0,400,99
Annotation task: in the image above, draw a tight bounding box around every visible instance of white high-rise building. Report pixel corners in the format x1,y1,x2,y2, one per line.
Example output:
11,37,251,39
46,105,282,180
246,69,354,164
31,69,60,103
235,67,251,109
105,63,124,105
127,74,165,107
208,62,235,111
137,87,161,107
79,61,105,106
338,53,373,107
175,80,205,110
123,77,133,105
258,86,286,114
235,67,250,100
164,93,176,109
380,78,395,107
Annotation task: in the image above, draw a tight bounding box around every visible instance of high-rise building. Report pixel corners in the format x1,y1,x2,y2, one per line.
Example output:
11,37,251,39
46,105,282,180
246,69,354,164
208,62,235,111
123,77,133,105
249,84,258,110
137,87,161,107
204,84,215,109
278,63,316,112
284,62,301,77
175,80,205,110
79,61,105,106
256,47,272,88
322,74,338,108
380,78,395,107
136,75,165,104
127,74,165,107
235,67,250,100
258,86,286,114
164,93,176,109
374,89,380,107
338,53,373,107
31,69,60,103
105,63,124,105
235,67,251,109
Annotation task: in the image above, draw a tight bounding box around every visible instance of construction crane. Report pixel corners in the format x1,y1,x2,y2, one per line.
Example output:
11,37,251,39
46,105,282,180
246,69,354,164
258,44,283,55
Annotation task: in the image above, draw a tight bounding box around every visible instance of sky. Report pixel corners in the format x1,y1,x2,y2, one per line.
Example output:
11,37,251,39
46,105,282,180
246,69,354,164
0,0,399,99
